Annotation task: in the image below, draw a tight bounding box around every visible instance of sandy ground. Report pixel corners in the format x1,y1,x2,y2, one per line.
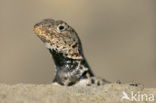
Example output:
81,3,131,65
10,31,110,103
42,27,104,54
0,83,155,103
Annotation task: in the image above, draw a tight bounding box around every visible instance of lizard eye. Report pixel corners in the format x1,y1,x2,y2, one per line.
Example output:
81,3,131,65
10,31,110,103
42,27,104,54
59,25,64,30
58,25,65,31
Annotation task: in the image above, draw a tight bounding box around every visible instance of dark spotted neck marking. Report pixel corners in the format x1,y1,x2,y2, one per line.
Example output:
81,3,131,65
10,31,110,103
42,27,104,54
49,49,94,86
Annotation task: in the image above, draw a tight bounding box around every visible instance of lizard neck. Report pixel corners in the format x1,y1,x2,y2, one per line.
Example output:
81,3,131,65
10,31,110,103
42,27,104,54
49,49,94,85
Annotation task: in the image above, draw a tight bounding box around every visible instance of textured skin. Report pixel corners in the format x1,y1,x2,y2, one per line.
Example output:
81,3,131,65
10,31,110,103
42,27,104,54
33,18,110,86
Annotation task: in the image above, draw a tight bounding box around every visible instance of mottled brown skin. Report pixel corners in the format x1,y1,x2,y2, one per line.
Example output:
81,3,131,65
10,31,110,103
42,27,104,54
33,18,143,87
34,19,82,59
33,18,110,86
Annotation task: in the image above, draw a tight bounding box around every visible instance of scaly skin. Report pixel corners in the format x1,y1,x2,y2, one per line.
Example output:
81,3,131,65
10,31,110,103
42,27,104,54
33,18,110,86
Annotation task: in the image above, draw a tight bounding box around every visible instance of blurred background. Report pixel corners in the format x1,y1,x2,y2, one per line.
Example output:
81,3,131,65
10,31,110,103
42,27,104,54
0,0,155,87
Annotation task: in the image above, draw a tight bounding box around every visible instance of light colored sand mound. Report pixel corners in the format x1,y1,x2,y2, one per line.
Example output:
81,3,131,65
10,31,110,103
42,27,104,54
0,83,155,103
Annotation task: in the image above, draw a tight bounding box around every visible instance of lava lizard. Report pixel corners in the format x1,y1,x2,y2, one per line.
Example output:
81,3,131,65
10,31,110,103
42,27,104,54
33,18,141,87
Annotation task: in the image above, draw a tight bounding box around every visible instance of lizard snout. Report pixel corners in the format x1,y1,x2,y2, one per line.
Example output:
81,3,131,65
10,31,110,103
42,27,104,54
33,24,40,35
34,23,40,29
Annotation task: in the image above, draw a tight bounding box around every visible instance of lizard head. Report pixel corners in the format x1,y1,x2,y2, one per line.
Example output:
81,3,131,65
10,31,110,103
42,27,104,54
34,18,83,59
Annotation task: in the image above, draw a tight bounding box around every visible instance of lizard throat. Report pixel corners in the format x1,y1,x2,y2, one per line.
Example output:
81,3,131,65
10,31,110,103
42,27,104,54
49,49,94,86
49,49,80,67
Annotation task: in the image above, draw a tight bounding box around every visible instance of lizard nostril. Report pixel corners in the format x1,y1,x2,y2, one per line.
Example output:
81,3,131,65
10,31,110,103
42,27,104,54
34,23,40,28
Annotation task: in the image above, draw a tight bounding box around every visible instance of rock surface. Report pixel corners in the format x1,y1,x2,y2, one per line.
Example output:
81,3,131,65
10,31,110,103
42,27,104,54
0,83,155,103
